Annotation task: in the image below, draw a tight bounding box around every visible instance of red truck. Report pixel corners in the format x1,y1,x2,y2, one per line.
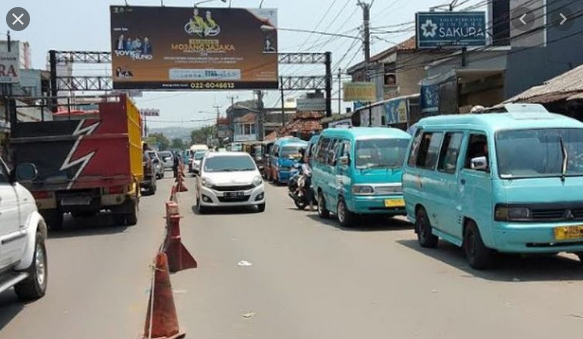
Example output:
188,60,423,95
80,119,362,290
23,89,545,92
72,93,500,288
9,95,143,230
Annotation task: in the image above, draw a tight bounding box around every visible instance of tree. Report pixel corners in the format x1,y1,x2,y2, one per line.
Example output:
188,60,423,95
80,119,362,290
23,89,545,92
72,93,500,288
149,133,170,151
190,126,215,145
171,138,186,150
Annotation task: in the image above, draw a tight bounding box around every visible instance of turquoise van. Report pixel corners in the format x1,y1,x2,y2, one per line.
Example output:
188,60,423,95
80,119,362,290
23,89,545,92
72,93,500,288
312,127,411,227
403,105,583,269
271,137,308,184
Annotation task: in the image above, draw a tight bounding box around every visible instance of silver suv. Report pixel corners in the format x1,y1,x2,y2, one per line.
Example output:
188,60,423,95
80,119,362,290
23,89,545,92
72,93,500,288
0,158,48,301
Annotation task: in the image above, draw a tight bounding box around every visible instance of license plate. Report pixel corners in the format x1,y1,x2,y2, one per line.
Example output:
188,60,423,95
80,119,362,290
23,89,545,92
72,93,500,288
225,192,244,198
61,196,92,206
384,198,405,208
554,226,583,240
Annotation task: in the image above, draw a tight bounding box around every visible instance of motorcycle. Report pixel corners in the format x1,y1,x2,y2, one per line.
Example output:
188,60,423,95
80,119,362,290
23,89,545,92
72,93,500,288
288,163,316,210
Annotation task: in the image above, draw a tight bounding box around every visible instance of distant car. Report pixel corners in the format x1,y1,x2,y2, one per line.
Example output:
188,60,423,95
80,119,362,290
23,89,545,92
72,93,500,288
158,151,174,170
147,151,164,179
191,150,208,175
141,152,157,195
196,152,265,214
0,158,48,301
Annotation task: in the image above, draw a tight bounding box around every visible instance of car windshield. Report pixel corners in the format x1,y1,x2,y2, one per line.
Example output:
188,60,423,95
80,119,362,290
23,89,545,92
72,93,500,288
355,138,410,169
194,152,207,160
159,151,172,159
281,145,303,159
496,128,583,179
204,155,256,172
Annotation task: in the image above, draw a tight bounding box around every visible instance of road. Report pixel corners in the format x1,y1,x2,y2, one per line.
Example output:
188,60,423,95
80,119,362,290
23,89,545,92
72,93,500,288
1,175,583,339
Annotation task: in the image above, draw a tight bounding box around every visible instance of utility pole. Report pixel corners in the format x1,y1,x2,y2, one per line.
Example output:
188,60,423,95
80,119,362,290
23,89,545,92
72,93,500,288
255,90,265,141
358,1,373,126
338,67,342,114
280,76,285,127
325,51,332,118
214,104,221,147
226,95,238,143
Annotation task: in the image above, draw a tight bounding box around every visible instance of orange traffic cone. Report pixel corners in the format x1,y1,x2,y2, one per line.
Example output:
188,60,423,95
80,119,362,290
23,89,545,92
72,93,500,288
142,253,185,339
164,214,197,273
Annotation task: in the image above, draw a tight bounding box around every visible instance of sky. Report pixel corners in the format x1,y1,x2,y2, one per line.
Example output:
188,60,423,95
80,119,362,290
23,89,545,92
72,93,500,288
2,0,486,129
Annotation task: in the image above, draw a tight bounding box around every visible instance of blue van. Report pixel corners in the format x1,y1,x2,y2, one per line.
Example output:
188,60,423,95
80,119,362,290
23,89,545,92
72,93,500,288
403,105,583,269
312,127,411,227
271,137,308,184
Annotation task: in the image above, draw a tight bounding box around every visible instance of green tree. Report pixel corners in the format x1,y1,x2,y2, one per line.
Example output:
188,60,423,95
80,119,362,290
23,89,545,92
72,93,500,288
149,133,170,151
171,138,186,150
190,126,215,145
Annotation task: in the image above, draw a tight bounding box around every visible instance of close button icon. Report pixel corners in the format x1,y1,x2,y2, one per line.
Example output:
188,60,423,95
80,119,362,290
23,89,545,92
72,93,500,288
6,7,30,31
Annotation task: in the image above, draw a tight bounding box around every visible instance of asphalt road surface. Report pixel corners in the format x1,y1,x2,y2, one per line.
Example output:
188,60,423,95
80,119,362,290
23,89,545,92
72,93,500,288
1,175,583,339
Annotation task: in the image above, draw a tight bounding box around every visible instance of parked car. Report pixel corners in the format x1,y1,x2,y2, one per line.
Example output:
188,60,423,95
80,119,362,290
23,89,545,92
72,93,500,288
270,137,308,184
141,152,157,195
147,151,164,179
195,152,265,214
158,151,174,170
0,158,48,301
191,150,208,175
312,127,411,227
188,144,209,173
402,104,583,269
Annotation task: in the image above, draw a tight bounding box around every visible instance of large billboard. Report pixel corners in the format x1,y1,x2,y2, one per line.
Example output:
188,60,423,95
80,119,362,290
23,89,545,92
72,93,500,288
416,12,486,49
110,6,278,90
343,82,377,102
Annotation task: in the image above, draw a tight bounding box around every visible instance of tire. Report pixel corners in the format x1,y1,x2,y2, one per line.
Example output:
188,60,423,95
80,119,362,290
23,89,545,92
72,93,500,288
294,198,307,210
160,171,165,179
337,197,356,228
317,191,330,219
124,199,138,226
43,211,63,231
416,208,438,248
464,221,494,270
257,203,266,213
15,231,48,301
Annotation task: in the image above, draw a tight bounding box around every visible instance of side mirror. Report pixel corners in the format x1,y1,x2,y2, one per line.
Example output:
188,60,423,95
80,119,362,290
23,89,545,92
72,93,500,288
338,156,350,166
470,156,488,171
14,163,38,182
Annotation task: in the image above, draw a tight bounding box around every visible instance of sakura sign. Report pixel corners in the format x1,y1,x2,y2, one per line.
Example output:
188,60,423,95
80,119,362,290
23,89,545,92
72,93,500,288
416,12,487,49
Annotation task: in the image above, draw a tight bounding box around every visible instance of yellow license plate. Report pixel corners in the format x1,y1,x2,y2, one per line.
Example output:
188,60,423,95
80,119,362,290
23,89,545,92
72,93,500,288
385,199,405,208
554,226,583,240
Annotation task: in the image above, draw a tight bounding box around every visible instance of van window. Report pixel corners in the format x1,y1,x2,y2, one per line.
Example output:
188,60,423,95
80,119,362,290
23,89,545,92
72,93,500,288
407,129,423,167
416,132,444,169
355,138,409,169
496,128,583,178
327,139,340,165
464,134,488,171
437,132,464,174
316,138,331,163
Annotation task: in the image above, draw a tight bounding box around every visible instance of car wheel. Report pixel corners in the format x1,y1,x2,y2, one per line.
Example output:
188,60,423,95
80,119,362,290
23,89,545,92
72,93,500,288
337,197,356,228
416,208,438,248
257,203,266,213
464,220,494,270
15,231,48,301
317,191,330,219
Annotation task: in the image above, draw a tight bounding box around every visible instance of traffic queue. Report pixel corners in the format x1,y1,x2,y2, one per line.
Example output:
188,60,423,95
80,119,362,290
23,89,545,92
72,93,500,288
259,103,583,270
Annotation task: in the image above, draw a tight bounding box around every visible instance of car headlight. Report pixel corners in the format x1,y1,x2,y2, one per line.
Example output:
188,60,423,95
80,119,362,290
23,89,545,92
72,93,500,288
253,176,263,187
201,177,214,188
495,205,531,221
352,185,374,195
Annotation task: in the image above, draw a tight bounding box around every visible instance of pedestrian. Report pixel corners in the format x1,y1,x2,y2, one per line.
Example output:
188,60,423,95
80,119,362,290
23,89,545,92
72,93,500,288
173,151,180,178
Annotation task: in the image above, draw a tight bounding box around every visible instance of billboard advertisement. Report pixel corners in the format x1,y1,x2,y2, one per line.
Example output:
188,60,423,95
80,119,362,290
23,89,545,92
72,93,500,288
343,82,377,102
0,52,20,83
110,6,278,90
416,12,486,49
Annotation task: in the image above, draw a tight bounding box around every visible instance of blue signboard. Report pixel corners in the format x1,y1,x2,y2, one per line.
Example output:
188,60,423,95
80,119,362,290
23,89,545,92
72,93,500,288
420,84,439,114
416,12,486,49
385,98,409,125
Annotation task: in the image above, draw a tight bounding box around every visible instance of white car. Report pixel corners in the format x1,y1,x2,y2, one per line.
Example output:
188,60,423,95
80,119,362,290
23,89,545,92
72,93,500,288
192,150,208,175
0,159,48,301
196,152,265,213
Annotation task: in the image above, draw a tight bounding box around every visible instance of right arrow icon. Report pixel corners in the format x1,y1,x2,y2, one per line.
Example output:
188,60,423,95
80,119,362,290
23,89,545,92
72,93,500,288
560,13,568,25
